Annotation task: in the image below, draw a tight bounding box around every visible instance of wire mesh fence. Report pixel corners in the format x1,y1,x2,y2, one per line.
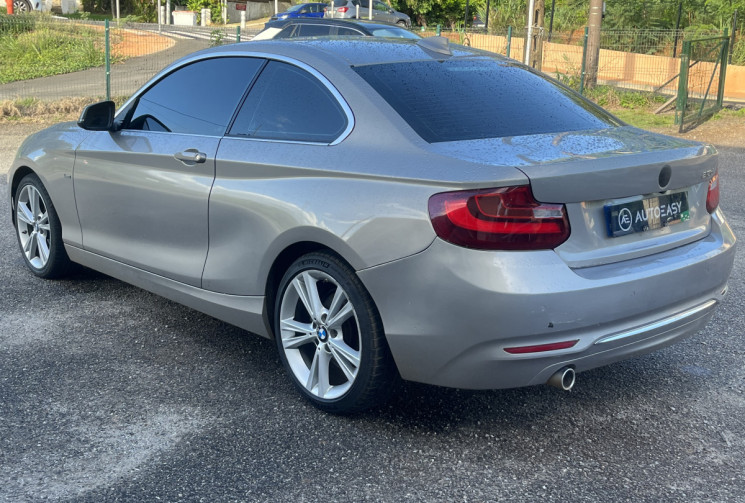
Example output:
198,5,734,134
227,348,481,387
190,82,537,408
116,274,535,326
0,15,261,103
1,15,741,108
430,26,738,100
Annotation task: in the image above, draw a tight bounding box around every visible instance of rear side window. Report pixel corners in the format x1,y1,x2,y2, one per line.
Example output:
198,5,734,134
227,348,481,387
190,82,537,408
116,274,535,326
371,28,420,39
336,27,365,36
353,58,620,143
275,25,298,38
127,57,263,135
229,61,348,143
295,24,333,37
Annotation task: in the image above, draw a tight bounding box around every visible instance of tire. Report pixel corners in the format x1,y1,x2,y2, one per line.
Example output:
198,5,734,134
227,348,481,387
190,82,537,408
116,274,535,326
397,20,407,27
274,252,395,414
13,0,33,13
14,174,72,279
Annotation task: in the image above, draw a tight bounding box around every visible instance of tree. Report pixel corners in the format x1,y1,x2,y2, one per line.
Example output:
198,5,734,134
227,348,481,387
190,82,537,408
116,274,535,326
393,0,469,28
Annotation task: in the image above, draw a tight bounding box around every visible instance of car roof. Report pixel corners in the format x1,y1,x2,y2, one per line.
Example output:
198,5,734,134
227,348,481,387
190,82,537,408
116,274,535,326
197,37,488,68
264,17,404,33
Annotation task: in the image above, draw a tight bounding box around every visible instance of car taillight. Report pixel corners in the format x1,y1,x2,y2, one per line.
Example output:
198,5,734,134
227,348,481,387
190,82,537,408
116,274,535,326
706,173,719,213
428,186,570,250
337,6,349,12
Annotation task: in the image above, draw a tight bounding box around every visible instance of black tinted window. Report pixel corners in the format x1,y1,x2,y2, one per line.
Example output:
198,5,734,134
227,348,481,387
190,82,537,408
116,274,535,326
296,24,333,37
353,58,619,143
128,57,263,135
336,27,364,36
229,61,348,143
275,25,297,38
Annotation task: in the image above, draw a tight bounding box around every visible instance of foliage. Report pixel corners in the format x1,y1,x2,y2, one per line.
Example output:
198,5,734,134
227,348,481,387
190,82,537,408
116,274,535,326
132,0,157,23
81,0,185,17
0,23,106,84
0,13,36,35
187,0,224,24
732,37,745,65
60,11,112,20
209,28,225,46
392,0,742,34
390,0,469,28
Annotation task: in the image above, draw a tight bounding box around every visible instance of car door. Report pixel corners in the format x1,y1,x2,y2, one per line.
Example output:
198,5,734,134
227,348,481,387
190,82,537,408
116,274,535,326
73,57,264,287
372,0,394,23
202,60,351,295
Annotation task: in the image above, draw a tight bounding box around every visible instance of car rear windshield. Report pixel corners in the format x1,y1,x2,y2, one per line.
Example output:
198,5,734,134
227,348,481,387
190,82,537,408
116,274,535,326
352,57,620,143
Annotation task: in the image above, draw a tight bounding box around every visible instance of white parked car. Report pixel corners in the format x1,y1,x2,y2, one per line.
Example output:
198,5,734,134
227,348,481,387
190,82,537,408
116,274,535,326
8,0,44,12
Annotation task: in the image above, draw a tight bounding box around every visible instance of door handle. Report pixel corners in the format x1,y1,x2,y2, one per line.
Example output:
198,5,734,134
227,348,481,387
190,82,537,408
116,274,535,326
174,149,207,164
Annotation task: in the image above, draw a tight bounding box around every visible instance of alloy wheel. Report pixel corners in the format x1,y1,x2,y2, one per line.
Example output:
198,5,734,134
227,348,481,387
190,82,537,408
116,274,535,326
13,0,32,13
279,269,362,400
16,184,51,271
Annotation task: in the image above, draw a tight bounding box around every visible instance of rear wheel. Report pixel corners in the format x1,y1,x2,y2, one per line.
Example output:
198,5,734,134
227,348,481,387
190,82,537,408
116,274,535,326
14,174,72,278
397,20,407,27
275,252,395,414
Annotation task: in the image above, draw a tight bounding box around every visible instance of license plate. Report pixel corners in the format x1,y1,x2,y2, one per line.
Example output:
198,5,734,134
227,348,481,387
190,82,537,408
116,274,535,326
605,192,690,238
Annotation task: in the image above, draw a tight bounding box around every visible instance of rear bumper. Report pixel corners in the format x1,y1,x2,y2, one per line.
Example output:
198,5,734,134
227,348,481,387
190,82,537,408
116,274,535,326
357,209,736,389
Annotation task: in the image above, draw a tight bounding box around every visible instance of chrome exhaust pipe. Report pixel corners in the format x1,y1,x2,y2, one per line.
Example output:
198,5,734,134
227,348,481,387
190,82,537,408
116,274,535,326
548,367,575,391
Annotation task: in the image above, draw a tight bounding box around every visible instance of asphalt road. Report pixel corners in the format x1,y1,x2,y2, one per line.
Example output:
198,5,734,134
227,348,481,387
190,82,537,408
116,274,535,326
1,125,744,502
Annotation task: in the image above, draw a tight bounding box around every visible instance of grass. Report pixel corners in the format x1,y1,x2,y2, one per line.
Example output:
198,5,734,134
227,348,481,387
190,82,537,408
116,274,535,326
581,85,678,129
0,97,130,122
610,108,676,129
59,12,114,21
0,19,107,84
0,97,98,121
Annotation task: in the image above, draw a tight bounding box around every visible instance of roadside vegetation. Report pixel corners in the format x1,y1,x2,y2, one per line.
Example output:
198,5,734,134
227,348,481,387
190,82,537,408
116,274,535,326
393,0,744,64
0,14,107,84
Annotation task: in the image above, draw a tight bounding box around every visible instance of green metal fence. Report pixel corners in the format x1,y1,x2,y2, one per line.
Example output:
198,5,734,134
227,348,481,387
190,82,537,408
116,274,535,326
675,30,730,131
0,13,735,126
0,14,259,103
425,26,727,99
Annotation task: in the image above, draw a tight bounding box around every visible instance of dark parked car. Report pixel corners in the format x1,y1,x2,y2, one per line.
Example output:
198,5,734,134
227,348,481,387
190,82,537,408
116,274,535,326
8,38,735,414
253,17,420,41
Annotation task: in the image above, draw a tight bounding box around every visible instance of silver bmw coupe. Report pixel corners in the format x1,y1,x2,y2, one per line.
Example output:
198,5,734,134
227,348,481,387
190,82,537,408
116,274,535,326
8,38,735,413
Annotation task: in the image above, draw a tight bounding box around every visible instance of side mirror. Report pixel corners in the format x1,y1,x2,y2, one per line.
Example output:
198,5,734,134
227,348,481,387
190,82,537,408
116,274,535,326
77,100,115,131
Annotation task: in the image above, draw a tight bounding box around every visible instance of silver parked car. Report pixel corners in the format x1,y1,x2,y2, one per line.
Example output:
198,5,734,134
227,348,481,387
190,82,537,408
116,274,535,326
325,0,411,27
8,38,735,413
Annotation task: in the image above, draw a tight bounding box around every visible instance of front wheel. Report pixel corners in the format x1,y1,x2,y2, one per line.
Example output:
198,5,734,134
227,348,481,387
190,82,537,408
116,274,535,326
13,0,33,13
14,174,72,278
275,252,395,414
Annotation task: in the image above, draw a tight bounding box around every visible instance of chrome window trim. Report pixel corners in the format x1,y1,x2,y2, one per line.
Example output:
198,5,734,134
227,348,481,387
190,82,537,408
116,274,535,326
116,51,355,147
116,130,224,140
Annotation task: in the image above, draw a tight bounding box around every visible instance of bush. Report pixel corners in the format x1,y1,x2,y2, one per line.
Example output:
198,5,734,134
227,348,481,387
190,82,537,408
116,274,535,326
0,13,36,35
0,23,106,84
187,0,224,24
731,37,745,66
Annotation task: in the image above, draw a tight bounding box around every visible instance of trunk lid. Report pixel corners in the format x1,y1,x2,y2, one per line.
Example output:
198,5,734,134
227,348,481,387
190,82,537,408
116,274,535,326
428,126,717,268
